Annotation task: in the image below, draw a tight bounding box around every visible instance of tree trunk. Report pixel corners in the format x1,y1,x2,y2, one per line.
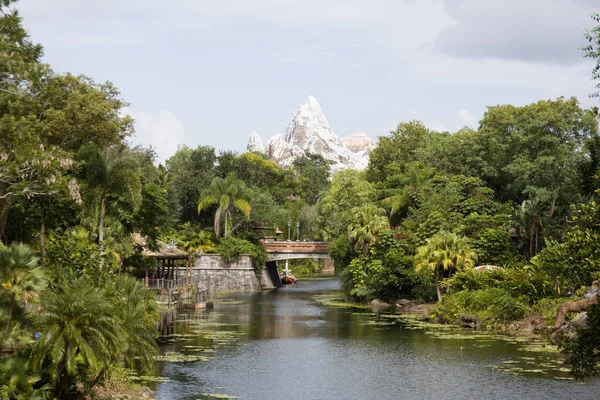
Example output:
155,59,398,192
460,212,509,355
224,210,229,237
98,197,105,268
552,295,598,331
435,267,442,303
40,202,46,265
98,197,105,244
0,197,11,243
53,344,69,398
4,273,17,333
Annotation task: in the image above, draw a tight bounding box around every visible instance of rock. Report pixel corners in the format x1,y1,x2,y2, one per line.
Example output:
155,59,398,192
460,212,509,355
247,96,376,173
406,303,436,316
518,315,546,334
341,131,376,154
460,314,479,329
551,312,589,345
370,298,391,311
395,299,414,311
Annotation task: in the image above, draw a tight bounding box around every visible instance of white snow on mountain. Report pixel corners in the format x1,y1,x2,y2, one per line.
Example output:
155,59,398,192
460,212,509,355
247,130,265,153
246,96,376,172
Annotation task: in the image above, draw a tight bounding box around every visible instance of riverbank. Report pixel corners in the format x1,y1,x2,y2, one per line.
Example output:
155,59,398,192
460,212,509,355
313,292,560,345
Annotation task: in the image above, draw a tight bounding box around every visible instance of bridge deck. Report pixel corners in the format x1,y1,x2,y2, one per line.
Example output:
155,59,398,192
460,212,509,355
260,240,330,261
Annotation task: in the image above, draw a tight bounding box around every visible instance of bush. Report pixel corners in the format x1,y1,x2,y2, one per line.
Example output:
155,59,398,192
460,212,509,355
214,236,266,268
441,267,554,301
433,288,529,329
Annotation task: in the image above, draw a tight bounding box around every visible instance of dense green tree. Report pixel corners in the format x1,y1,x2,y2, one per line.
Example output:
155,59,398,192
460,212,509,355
367,120,429,182
0,243,44,338
563,301,600,379
318,169,375,238
583,13,600,98
414,231,477,302
347,205,389,255
78,145,142,254
291,152,330,205
165,145,216,225
33,277,123,397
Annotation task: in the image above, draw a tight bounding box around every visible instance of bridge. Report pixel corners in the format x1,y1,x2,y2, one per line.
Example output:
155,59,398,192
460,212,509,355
260,239,330,262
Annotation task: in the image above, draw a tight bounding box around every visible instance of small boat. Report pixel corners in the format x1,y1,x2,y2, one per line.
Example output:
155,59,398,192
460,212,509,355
281,260,297,284
281,274,297,285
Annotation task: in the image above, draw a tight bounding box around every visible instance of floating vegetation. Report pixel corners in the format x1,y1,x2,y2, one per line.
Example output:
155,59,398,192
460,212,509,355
218,299,245,305
154,352,212,363
200,394,240,399
361,319,397,326
517,344,559,353
134,375,170,383
312,294,370,309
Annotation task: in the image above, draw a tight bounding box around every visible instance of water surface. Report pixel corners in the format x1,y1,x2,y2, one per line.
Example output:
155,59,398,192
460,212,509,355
151,277,600,400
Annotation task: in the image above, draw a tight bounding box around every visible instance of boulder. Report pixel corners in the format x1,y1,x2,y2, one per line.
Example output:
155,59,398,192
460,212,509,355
395,299,414,311
551,312,588,345
459,314,479,329
370,299,391,311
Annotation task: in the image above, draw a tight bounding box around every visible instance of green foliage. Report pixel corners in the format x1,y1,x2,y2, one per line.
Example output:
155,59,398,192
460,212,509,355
340,230,430,302
441,267,554,301
367,120,429,182
415,231,477,302
0,243,45,350
433,288,529,328
45,227,111,283
562,301,600,379
198,174,252,237
32,274,158,398
287,259,322,277
583,13,600,99
328,234,353,271
292,152,331,205
318,169,375,239
214,236,266,268
161,223,215,254
347,205,388,255
165,145,216,224
536,201,600,291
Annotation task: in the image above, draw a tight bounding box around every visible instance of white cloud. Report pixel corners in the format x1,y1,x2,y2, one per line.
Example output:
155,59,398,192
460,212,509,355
458,109,477,128
124,108,186,164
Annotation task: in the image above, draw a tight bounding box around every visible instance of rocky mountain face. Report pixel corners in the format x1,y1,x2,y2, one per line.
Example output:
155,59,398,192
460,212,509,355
246,96,375,172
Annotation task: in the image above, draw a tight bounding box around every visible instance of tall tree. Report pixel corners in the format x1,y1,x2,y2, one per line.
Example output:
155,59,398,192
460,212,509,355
198,174,251,237
347,205,389,255
33,278,124,398
78,145,142,265
583,13,600,99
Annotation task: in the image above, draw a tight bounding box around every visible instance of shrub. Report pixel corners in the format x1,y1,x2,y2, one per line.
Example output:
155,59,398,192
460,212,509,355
441,267,553,301
433,288,529,329
214,237,266,268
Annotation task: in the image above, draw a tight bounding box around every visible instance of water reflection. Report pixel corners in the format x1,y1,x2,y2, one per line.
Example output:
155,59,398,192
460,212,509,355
151,277,600,400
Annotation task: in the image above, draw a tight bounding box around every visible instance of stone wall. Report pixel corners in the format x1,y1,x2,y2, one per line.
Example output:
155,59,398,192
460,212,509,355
179,254,280,292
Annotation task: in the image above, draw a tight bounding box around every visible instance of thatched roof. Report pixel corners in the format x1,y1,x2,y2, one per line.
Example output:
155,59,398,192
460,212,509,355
132,233,189,260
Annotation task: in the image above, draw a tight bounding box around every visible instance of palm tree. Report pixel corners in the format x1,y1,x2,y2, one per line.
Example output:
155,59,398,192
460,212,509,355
0,243,45,335
414,231,477,302
381,164,433,219
109,275,158,371
347,205,389,255
78,145,142,266
198,174,251,237
33,277,124,397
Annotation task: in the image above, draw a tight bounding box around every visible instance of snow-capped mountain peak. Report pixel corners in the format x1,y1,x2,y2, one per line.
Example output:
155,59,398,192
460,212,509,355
246,96,376,172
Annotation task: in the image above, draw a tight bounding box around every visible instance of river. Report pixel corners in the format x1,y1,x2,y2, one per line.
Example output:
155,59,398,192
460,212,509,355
149,276,600,400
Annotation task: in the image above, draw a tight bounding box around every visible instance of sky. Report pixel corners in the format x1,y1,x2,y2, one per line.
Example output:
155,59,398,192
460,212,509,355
17,0,600,163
